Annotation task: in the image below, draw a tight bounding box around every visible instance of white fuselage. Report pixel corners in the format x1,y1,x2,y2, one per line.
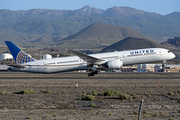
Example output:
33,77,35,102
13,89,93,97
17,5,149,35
10,48,176,73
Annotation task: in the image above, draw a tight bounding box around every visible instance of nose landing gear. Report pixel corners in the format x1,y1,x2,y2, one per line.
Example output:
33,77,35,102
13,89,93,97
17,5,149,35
88,71,98,77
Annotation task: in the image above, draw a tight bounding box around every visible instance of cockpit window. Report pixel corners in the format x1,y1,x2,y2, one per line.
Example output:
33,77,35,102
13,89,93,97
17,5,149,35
168,51,171,53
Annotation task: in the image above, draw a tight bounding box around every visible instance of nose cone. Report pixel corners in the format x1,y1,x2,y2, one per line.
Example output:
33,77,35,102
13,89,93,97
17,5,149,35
171,53,176,59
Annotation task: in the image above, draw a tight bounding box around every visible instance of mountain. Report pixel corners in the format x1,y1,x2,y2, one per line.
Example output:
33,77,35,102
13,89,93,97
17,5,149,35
75,5,105,15
53,36,65,42
31,35,64,43
101,37,163,52
0,28,40,44
0,5,180,44
101,6,161,20
56,22,150,48
0,5,104,20
166,12,180,19
161,36,180,47
61,22,149,41
31,35,53,43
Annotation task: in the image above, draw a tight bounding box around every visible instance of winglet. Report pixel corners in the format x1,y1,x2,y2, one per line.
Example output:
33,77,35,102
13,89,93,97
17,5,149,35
5,41,35,64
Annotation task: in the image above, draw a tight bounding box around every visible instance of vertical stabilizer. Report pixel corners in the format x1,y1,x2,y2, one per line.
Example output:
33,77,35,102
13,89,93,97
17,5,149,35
5,41,35,64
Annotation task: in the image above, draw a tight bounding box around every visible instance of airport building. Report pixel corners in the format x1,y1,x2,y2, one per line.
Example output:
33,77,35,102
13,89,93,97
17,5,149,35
137,64,180,72
0,53,13,61
43,54,52,59
137,64,157,72
121,65,137,72
164,65,180,72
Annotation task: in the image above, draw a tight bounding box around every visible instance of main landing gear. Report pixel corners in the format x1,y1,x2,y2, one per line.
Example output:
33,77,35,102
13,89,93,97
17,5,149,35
161,61,166,72
88,71,98,77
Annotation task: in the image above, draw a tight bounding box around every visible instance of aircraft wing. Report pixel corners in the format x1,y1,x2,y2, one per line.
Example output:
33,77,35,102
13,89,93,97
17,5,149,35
69,49,105,65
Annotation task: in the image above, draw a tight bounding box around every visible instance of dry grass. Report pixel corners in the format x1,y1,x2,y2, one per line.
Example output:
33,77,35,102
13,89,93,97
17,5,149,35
0,72,179,119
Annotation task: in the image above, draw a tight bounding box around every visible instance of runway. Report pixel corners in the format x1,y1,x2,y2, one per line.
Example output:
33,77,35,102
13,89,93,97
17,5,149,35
0,72,180,79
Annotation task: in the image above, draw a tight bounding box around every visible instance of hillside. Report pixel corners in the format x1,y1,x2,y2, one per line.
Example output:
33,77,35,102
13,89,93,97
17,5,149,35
166,12,180,19
101,37,163,52
161,36,180,47
31,35,53,43
0,29,40,44
55,22,150,49
61,22,149,41
0,5,180,44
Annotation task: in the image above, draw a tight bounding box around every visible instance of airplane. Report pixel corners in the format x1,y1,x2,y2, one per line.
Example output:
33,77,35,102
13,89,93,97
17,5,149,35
5,41,176,77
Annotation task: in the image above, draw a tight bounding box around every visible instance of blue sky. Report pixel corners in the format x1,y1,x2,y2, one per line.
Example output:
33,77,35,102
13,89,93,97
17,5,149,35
0,0,179,15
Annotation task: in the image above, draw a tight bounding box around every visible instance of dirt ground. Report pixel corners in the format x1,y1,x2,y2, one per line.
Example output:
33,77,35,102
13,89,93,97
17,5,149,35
0,72,180,120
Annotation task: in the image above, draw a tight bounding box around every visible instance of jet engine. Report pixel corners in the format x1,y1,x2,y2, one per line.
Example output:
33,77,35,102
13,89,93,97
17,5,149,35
107,59,123,69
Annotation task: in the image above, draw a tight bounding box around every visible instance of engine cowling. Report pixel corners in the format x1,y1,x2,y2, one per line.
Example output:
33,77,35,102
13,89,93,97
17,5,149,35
107,59,123,69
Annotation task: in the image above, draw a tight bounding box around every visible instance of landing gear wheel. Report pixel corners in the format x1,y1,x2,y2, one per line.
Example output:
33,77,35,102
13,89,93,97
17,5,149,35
162,61,165,72
94,71,98,74
90,72,94,76
87,71,96,77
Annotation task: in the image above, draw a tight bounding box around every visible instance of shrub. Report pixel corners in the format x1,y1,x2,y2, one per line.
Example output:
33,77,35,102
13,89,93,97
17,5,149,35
52,112,57,117
130,93,140,99
133,117,138,120
45,114,51,119
151,112,159,117
40,89,51,93
77,97,81,101
177,90,180,93
119,115,126,120
142,109,148,114
103,89,114,96
114,91,119,95
133,111,138,115
26,116,32,119
161,112,169,117
92,91,98,96
177,110,180,113
108,113,112,116
82,92,86,97
168,91,174,96
168,118,174,120
147,94,151,97
21,89,35,94
143,114,152,118
86,95,95,101
89,103,96,107
119,92,131,100
0,91,6,95
172,114,177,117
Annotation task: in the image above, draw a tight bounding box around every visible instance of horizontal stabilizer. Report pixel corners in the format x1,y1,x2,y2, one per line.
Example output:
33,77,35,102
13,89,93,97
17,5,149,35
8,64,27,68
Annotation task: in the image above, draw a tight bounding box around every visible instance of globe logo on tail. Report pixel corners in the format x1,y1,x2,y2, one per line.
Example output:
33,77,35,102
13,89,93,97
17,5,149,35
16,51,34,64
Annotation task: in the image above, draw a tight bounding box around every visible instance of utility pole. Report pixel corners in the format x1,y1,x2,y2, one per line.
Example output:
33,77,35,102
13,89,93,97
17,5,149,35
138,99,144,120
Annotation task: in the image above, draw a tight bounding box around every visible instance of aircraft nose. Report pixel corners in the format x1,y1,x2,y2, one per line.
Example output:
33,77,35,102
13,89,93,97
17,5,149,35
172,53,176,59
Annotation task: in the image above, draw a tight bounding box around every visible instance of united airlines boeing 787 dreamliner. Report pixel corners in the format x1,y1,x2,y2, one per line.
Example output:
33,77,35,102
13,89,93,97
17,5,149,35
5,41,175,76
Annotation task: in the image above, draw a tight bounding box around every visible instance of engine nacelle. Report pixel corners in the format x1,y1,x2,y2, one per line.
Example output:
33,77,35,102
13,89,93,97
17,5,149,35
107,59,123,69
